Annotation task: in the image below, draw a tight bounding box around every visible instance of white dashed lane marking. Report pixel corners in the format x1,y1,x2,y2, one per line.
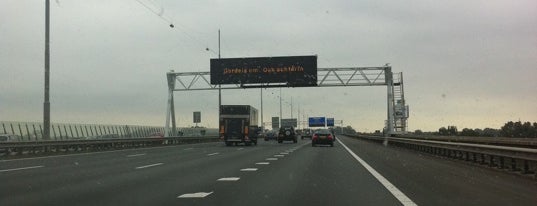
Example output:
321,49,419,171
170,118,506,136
126,153,146,157
135,163,163,169
274,155,284,157
217,177,240,181
256,162,270,165
240,168,258,171
266,158,278,161
177,192,213,198
0,165,44,173
207,152,219,156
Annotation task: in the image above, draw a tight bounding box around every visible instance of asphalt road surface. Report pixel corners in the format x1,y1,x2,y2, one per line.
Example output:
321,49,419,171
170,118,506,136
1,135,536,206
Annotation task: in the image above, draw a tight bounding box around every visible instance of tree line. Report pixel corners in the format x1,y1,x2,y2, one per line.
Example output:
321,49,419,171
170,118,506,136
414,121,537,138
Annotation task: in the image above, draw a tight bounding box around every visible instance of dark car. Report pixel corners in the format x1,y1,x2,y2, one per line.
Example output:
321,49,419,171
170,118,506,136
278,126,297,143
301,129,313,139
263,130,277,141
312,129,334,147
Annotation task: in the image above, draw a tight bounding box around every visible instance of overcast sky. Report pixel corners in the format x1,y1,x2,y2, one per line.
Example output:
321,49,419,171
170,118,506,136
1,0,536,132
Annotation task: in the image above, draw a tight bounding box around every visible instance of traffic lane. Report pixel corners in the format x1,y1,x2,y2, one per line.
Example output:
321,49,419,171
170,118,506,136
62,140,304,206
0,141,226,193
338,135,537,206
180,139,403,206
0,139,302,206
1,142,230,205
0,141,221,168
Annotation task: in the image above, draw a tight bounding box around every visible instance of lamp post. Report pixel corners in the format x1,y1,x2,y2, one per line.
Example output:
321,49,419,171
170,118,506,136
43,0,51,140
279,88,282,127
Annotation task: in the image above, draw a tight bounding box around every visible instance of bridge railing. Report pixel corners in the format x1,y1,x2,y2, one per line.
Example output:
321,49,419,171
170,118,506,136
0,121,164,141
0,121,218,141
344,134,537,179
0,135,219,157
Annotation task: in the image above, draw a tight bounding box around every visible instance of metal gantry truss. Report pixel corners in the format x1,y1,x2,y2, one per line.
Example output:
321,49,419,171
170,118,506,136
165,66,408,136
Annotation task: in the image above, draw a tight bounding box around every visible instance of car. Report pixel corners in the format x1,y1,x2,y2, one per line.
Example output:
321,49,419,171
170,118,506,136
311,129,335,147
98,134,120,139
278,126,297,143
0,134,20,154
263,130,277,141
148,132,164,138
301,129,313,139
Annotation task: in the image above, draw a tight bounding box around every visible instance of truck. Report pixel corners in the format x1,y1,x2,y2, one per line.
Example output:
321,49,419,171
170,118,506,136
219,105,260,146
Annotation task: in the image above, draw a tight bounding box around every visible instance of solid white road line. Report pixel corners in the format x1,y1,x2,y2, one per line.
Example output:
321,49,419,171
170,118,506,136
256,162,270,165
266,158,278,161
135,163,164,169
274,155,284,157
177,192,213,198
217,177,240,181
337,138,417,206
126,153,146,157
207,152,219,156
0,165,44,173
240,168,258,171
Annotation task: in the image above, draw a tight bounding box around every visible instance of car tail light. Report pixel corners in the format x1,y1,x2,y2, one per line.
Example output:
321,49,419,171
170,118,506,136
312,134,318,140
245,136,249,140
328,134,333,140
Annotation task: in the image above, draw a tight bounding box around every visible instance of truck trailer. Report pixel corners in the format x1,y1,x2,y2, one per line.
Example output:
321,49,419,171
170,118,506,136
219,105,260,146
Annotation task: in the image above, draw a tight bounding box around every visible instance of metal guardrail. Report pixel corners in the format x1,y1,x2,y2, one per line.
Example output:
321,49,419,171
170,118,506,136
397,134,537,148
344,134,537,179
1,121,165,141
0,136,219,158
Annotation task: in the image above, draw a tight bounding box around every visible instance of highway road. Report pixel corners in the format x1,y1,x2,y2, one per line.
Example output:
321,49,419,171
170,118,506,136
1,135,536,206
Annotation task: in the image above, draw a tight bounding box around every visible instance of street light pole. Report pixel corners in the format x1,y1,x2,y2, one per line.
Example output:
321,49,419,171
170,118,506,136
43,0,51,140
260,88,263,131
290,97,293,119
218,29,221,125
279,88,282,127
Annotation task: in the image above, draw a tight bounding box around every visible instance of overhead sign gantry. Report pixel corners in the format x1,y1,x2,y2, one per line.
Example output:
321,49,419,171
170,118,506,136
165,55,408,137
210,55,318,87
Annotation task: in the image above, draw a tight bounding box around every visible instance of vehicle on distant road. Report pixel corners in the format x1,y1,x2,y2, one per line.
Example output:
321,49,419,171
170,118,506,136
263,130,277,141
99,134,120,139
219,105,260,146
312,129,335,147
278,126,297,143
0,134,19,154
148,132,164,138
301,129,313,139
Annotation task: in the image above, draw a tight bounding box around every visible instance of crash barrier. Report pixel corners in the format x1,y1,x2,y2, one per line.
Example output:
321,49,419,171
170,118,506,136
1,121,218,141
0,136,219,157
344,134,537,179
0,121,164,141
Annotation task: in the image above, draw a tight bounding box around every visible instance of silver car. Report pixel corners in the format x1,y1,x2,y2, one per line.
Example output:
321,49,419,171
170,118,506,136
0,134,20,154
